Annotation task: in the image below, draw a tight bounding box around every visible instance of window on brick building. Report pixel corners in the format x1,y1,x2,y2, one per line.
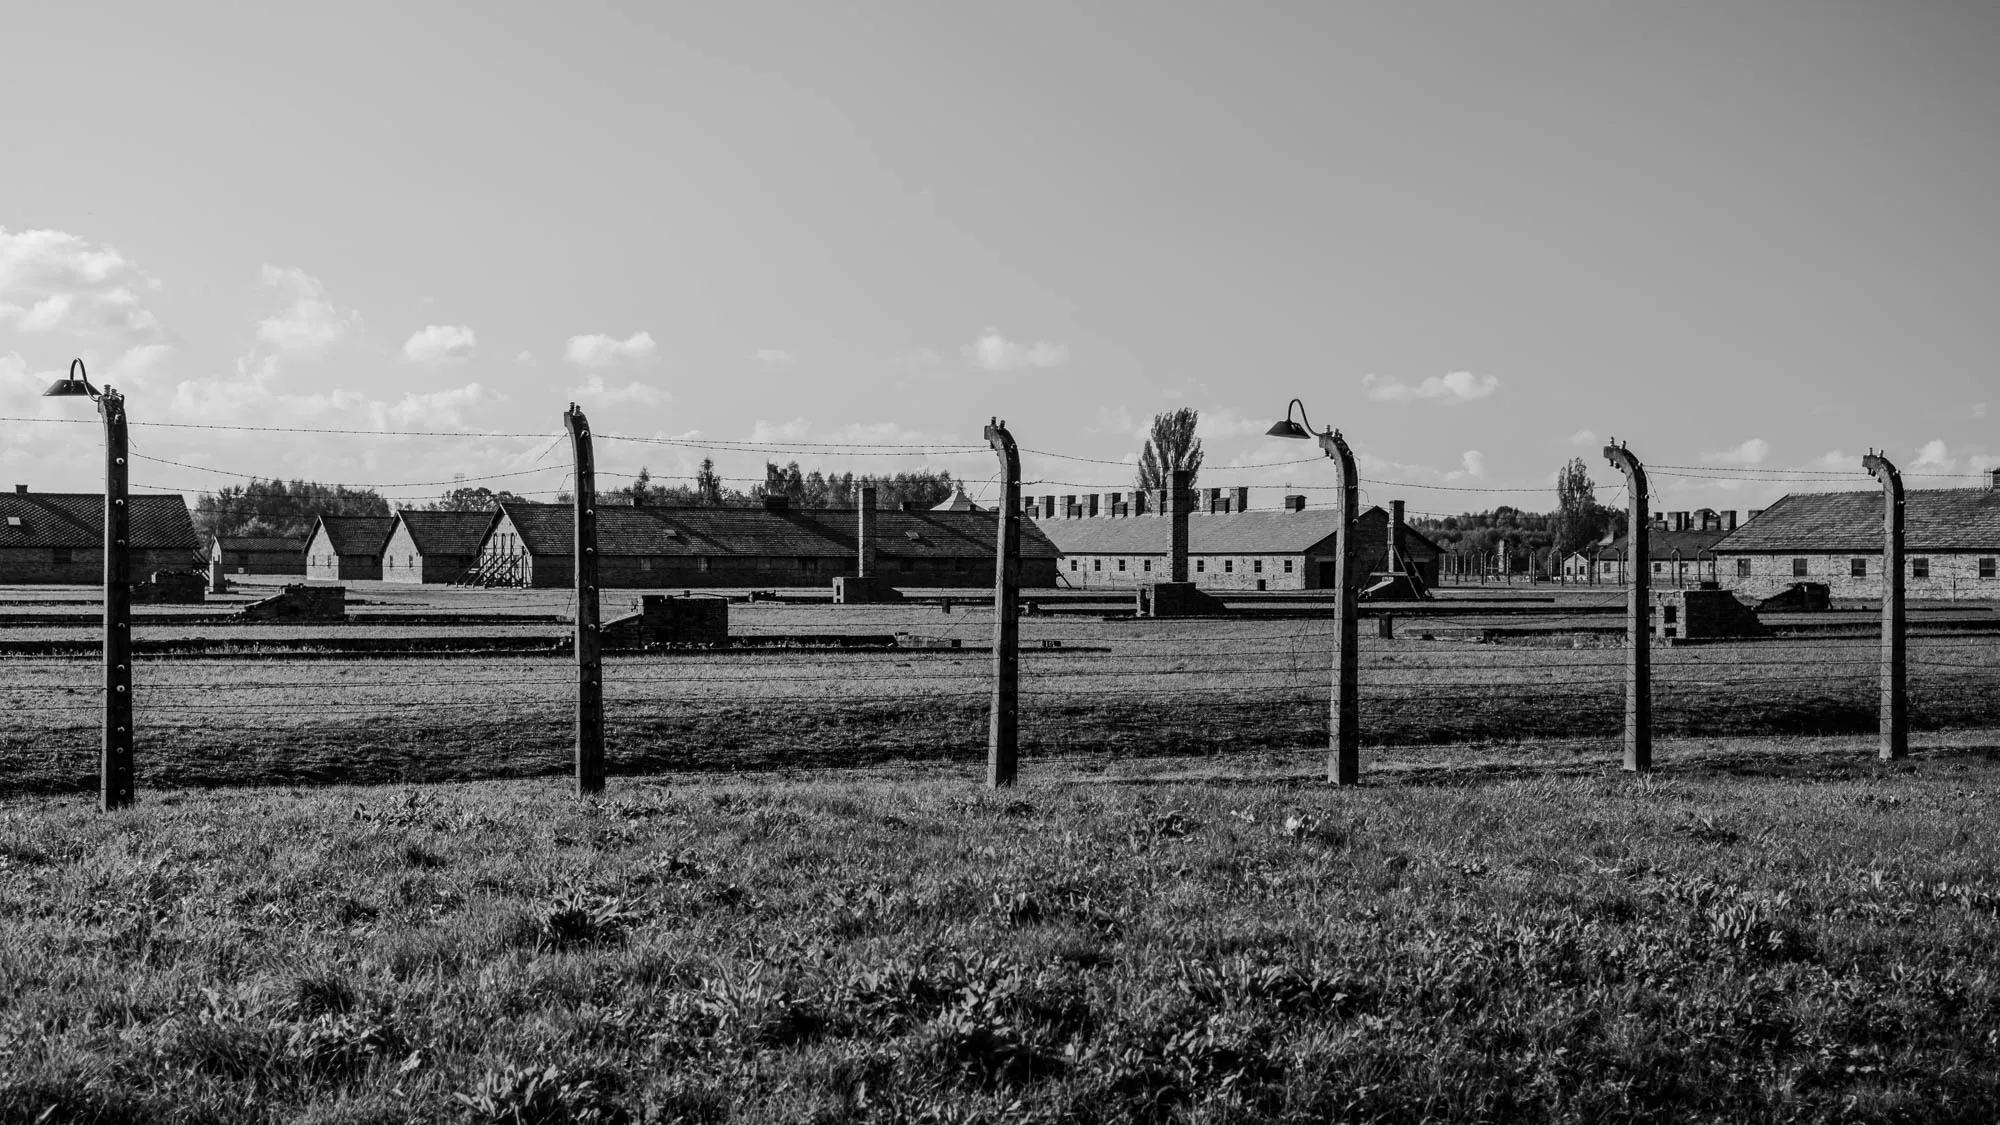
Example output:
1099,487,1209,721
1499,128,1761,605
1224,560,1233,573
1196,560,1205,573
1093,558,1101,571
1117,558,1126,571
1253,559,1263,573
1850,558,1867,578
1283,559,1293,573
1736,558,1751,577
1793,558,1808,576
1069,559,1077,571
1143,559,1152,572
1912,558,1930,578
1981,558,1996,579
1652,562,1661,574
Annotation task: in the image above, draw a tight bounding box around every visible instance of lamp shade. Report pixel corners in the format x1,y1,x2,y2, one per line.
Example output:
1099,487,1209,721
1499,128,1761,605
41,377,96,397
1265,418,1312,439
41,359,98,398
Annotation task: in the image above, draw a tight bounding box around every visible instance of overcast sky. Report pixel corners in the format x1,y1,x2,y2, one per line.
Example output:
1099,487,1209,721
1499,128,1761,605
3,0,1996,517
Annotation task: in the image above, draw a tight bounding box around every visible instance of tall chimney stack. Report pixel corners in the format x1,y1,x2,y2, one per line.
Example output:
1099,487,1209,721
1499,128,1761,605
856,486,877,576
1169,470,1193,582
1232,486,1249,513
1389,500,1406,574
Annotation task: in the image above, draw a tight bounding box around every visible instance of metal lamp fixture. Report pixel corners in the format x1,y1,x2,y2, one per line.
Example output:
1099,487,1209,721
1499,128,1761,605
40,357,134,811
42,358,102,399
1265,395,1361,785
1265,398,1314,439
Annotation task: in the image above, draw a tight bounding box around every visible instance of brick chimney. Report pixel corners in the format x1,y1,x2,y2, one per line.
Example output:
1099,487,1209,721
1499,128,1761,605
856,486,876,577
1061,494,1077,519
1206,487,1223,514
1106,492,1122,517
1283,494,1305,512
12,484,25,494
1724,510,1738,531
1169,469,1193,582
1131,491,1149,516
1232,486,1249,513
1989,468,2000,491
1389,500,1406,573
1086,494,1100,518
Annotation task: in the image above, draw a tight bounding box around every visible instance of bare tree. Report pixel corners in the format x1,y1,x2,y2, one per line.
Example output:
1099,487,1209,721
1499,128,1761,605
1136,408,1204,493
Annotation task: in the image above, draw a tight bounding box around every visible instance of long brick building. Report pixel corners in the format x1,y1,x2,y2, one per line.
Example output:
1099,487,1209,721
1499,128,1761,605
1031,493,1441,591
209,535,307,576
469,497,1059,588
1712,474,2000,600
0,488,200,583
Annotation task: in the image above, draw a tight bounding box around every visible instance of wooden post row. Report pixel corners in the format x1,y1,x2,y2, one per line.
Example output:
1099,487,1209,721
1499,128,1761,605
567,404,605,795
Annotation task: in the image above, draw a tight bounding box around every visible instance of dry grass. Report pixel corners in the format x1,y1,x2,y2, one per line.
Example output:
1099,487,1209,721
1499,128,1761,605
5,749,2000,1122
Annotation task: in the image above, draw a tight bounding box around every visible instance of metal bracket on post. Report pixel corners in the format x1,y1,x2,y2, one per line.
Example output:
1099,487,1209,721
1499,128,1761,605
1318,428,1360,785
1603,439,1651,773
1862,449,1907,761
985,417,1021,788
566,404,605,795
101,389,133,811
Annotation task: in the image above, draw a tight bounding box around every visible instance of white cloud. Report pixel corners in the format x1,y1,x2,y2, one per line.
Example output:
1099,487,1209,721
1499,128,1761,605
0,226,167,345
1702,437,1770,466
401,324,477,363
386,383,500,428
255,265,359,355
1568,429,1598,446
1459,450,1488,478
1193,408,1270,440
962,328,1068,371
1361,370,1499,405
565,331,656,367
1970,453,1999,473
514,350,535,365
569,374,669,407
1091,405,1145,441
1914,439,1952,470
751,348,796,366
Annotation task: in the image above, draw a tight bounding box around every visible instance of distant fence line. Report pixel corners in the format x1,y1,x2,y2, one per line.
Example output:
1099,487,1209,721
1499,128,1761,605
3,392,1980,811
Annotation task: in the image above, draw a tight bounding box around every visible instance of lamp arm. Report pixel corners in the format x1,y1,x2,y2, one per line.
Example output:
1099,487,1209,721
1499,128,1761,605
71,358,102,399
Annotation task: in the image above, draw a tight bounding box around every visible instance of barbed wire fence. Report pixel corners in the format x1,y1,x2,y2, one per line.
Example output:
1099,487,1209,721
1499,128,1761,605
2,414,1998,808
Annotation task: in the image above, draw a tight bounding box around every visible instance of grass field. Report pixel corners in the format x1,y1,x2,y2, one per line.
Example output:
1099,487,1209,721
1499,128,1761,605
4,589,2000,794
6,746,2000,1122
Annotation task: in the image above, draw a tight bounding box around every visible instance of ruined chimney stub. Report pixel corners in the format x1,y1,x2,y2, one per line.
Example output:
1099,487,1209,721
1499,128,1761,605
857,486,878,577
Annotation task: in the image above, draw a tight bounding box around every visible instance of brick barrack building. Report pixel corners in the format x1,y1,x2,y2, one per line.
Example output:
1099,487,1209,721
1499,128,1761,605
1711,471,2000,601
0,487,200,583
